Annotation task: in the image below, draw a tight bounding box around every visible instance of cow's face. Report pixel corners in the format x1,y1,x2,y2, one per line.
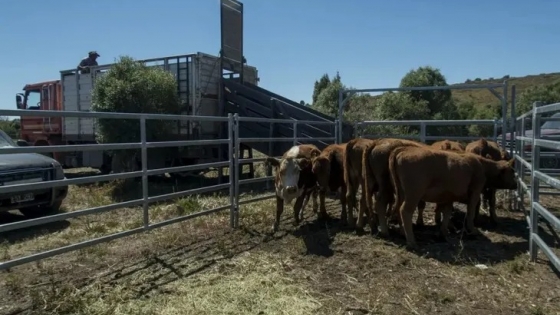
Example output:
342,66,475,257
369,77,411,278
494,158,517,190
266,156,310,203
312,156,330,188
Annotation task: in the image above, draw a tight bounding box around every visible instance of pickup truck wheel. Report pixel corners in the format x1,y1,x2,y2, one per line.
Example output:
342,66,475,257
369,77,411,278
19,200,63,218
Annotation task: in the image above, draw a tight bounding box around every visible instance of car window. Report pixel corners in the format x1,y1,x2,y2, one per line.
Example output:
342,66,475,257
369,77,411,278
0,131,16,147
541,113,560,130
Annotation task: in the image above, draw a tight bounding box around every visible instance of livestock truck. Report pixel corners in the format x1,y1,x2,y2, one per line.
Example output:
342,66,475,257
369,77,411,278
15,52,259,174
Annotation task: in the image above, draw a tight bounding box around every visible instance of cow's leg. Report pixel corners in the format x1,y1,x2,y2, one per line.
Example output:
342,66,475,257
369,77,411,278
293,194,306,226
299,191,311,222
400,200,418,250
345,180,357,228
356,185,368,232
312,189,319,215
319,188,328,219
465,190,482,236
415,201,426,228
272,196,284,232
374,190,390,237
438,203,453,242
340,185,348,225
488,188,498,227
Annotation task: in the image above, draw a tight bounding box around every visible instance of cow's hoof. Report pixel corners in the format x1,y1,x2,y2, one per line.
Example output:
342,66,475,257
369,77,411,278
355,227,365,236
271,224,279,234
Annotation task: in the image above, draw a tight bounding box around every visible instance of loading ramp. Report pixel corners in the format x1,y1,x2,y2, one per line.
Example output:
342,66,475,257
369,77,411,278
223,79,354,157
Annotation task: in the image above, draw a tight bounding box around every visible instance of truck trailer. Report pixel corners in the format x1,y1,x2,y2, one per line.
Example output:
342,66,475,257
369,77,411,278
16,52,259,174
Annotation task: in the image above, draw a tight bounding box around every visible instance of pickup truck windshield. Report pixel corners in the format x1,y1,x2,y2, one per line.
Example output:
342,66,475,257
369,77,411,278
541,113,560,130
0,131,15,148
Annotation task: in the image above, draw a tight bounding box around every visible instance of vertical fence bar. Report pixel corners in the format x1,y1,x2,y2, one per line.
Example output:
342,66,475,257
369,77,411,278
233,114,241,228
419,122,426,143
530,101,542,261
492,118,499,142
338,90,343,143
140,116,149,229
228,114,235,228
293,121,298,146
334,119,339,144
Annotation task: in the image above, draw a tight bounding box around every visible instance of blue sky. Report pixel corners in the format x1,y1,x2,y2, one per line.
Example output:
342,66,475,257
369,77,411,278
0,0,558,113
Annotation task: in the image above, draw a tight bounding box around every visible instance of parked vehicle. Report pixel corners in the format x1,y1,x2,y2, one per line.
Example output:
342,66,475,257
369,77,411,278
0,130,68,217
499,112,560,169
15,52,259,174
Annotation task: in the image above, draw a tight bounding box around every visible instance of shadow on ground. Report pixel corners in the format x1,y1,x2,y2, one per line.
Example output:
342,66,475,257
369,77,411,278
0,211,71,244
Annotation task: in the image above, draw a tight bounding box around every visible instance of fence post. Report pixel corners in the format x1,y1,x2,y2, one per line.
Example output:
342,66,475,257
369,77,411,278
519,116,526,213
233,114,241,228
334,119,339,144
529,101,542,261
420,122,426,143
293,120,298,147
140,116,149,229
492,118,499,142
228,114,236,229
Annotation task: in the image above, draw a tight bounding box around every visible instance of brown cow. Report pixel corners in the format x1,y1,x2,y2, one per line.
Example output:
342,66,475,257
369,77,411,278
265,144,321,232
311,143,347,223
389,146,517,249
343,138,378,231
430,139,466,228
362,138,427,236
465,138,511,226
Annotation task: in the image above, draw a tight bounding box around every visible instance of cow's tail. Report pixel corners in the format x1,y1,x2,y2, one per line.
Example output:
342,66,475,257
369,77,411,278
343,140,355,190
388,146,406,217
362,144,376,215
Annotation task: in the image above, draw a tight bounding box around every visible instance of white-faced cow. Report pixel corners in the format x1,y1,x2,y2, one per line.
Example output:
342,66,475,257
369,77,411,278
265,144,321,232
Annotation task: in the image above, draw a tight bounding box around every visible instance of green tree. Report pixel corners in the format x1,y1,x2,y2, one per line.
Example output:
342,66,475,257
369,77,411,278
312,72,351,117
360,92,430,136
0,117,19,139
92,56,180,172
399,66,452,115
516,82,560,116
312,73,331,104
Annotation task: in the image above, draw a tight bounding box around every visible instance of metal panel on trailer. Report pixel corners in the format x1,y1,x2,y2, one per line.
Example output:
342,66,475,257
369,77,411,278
220,0,243,74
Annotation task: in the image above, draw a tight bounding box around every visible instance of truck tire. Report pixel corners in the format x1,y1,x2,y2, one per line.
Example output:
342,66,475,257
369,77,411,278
19,200,63,218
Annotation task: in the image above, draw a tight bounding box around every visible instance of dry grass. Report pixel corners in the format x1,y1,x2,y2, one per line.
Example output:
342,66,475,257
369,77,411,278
1,169,560,315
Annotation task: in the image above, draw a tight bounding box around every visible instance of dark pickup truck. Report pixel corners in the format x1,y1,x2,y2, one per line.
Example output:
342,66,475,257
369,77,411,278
498,112,560,169
0,130,68,217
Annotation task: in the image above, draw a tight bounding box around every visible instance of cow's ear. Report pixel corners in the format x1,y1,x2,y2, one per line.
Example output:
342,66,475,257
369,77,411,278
265,157,280,168
296,158,311,170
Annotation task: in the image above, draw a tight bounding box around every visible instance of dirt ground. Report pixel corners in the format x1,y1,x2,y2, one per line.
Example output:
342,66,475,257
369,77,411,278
0,178,559,315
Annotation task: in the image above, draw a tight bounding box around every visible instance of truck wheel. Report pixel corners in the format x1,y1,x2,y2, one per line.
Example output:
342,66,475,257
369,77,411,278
19,200,63,218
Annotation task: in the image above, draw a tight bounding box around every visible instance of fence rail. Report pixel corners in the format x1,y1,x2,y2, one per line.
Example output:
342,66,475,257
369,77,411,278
514,101,560,272
2,106,560,273
0,109,338,271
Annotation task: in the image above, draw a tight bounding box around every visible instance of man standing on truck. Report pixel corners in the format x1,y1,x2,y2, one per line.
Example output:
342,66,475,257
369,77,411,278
77,51,100,74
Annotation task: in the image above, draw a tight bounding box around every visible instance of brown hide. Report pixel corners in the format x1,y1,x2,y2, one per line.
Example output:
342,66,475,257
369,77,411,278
389,146,517,248
312,143,347,221
362,138,426,235
343,138,378,230
465,138,512,225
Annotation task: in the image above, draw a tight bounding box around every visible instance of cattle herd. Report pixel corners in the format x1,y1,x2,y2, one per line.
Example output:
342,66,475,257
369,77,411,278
265,137,518,250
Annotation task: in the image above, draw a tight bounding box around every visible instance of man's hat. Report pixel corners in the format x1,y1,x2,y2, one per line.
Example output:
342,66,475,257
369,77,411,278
88,51,100,57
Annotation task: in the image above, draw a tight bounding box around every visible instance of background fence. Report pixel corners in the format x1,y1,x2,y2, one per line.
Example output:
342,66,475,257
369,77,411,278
0,109,337,271
1,106,559,272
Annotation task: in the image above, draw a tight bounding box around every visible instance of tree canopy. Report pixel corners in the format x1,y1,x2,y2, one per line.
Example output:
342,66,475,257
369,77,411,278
91,56,180,171
309,66,560,140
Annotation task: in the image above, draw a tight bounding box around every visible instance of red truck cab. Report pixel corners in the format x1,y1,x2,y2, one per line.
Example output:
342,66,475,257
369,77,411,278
16,81,64,161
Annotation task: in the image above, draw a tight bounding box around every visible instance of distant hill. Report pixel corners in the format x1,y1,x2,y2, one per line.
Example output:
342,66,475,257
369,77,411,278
451,72,560,108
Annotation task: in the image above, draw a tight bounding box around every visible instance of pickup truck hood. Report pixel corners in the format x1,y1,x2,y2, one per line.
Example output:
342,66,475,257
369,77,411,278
501,129,560,140
0,153,55,172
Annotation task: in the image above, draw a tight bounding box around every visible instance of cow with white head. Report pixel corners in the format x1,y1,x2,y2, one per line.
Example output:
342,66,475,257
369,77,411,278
265,144,321,232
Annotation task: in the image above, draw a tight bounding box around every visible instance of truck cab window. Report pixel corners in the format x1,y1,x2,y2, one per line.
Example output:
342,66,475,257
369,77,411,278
26,91,41,110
